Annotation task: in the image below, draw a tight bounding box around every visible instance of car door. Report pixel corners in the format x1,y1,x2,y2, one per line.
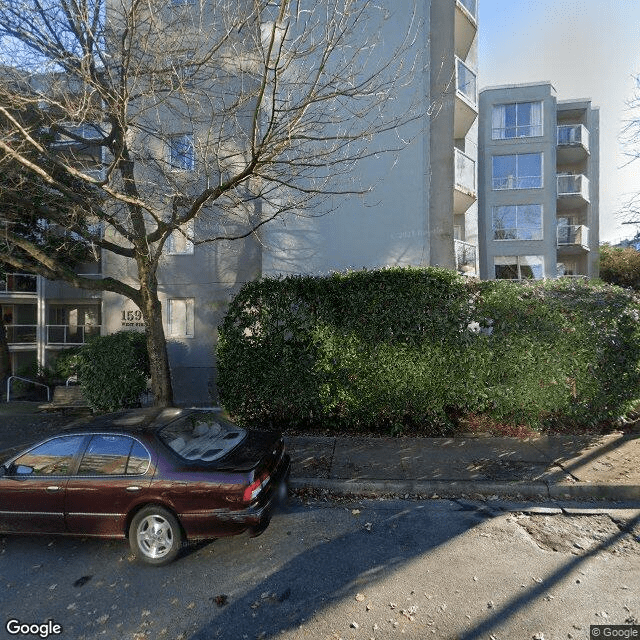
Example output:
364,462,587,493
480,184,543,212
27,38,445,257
65,434,153,536
0,435,85,534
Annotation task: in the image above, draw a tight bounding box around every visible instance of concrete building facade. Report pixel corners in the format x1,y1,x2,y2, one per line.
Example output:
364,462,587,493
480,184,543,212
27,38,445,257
478,82,599,280
4,1,480,405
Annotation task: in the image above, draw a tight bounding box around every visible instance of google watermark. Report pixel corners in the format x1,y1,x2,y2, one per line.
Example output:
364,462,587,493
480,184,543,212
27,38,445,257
5,619,63,638
591,626,640,639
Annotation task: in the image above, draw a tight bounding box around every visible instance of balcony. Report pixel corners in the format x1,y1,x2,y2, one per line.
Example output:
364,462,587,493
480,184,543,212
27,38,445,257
0,273,37,295
557,174,590,208
46,324,101,345
454,148,477,214
454,58,478,138
557,124,590,164
557,225,590,251
454,239,477,275
6,325,37,344
455,0,477,59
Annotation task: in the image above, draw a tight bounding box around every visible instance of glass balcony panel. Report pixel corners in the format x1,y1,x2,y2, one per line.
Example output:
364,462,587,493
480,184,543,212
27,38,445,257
6,325,37,344
0,274,37,293
454,148,476,194
456,58,477,107
557,124,589,152
458,0,477,19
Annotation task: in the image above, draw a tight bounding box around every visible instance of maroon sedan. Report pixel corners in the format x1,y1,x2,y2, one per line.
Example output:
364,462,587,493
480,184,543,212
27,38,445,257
0,408,290,565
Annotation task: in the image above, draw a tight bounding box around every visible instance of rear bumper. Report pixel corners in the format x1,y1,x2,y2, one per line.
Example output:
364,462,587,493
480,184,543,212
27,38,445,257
184,453,291,538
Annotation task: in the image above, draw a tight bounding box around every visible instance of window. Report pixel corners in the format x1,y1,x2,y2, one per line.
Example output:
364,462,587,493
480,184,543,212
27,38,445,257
168,298,194,337
77,435,149,476
12,436,85,476
169,134,195,171
492,205,543,240
494,256,544,280
166,221,194,255
492,153,542,190
492,102,543,139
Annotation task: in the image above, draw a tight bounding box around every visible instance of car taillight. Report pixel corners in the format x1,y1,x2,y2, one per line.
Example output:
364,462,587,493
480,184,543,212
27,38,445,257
243,471,270,503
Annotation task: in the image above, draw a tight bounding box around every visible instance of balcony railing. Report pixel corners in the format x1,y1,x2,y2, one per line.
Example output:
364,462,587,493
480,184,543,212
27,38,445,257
454,239,477,273
457,0,477,19
454,148,476,194
5,325,37,344
557,225,590,248
557,124,589,151
0,273,37,294
557,174,589,201
456,58,477,107
46,324,101,345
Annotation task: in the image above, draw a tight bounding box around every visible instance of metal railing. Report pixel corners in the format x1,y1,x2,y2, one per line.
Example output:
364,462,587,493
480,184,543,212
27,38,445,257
557,124,589,151
454,148,476,194
5,325,37,344
6,376,50,403
557,174,590,201
557,225,590,248
46,324,101,345
0,273,37,294
456,58,477,107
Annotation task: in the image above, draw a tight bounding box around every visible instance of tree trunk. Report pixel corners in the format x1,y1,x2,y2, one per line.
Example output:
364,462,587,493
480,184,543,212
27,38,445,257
138,268,174,408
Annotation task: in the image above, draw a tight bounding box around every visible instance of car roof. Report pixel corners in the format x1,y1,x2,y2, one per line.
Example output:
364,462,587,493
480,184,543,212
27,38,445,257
60,407,206,436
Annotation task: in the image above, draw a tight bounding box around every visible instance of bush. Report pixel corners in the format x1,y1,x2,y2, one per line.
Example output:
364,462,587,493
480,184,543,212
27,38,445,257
217,268,640,434
77,331,150,412
600,245,640,290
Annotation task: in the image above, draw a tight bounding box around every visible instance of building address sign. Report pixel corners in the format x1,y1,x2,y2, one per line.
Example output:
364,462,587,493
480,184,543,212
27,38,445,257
121,307,146,328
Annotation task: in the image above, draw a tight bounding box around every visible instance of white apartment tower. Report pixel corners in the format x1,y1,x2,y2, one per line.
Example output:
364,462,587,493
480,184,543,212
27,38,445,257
478,83,599,280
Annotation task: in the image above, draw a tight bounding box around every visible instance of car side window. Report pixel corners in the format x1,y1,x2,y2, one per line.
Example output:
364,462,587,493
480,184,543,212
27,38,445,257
77,435,151,476
127,440,151,475
78,435,133,475
12,435,85,477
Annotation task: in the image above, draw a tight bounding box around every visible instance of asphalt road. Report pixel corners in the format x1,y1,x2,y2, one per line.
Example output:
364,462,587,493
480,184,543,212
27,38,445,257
0,495,639,640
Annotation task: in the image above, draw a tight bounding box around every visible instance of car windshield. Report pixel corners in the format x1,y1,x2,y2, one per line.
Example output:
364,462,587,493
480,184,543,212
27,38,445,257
158,413,246,462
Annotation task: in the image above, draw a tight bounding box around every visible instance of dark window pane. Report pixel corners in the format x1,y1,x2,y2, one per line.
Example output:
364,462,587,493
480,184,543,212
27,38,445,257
78,435,132,475
13,435,84,476
127,441,151,475
495,263,518,280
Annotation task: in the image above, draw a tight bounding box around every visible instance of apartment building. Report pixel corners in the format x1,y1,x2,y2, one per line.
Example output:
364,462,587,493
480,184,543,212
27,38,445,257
478,83,599,280
2,1,479,405
262,0,479,277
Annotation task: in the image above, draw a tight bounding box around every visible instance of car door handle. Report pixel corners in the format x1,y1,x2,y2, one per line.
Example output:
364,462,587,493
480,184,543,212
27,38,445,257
46,486,61,493
126,486,142,492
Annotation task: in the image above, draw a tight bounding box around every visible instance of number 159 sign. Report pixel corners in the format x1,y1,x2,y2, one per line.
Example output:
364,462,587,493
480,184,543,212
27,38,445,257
121,308,145,328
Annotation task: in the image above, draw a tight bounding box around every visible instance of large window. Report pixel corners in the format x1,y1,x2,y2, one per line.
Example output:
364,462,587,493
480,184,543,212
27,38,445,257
77,435,150,476
169,134,195,171
492,153,542,190
494,256,544,280
167,298,194,337
492,205,543,240
492,102,543,139
166,221,194,255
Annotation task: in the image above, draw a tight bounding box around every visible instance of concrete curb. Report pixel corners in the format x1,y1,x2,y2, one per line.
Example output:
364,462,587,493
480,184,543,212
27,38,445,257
290,477,640,502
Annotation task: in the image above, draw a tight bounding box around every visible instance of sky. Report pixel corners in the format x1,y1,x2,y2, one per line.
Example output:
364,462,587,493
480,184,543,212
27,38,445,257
478,0,640,244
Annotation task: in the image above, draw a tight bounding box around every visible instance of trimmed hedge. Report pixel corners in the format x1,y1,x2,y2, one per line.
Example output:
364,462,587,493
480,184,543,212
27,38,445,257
217,268,640,434
77,331,150,412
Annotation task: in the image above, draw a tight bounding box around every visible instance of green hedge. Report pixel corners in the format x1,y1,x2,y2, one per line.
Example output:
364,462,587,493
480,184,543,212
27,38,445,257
77,331,150,412
217,268,640,434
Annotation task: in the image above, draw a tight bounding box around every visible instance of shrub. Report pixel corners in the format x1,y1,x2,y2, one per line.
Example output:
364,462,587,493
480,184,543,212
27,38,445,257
600,245,640,290
217,268,640,434
77,331,150,412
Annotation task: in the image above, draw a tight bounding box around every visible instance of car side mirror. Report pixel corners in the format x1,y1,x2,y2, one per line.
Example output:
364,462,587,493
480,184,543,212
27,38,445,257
15,465,34,476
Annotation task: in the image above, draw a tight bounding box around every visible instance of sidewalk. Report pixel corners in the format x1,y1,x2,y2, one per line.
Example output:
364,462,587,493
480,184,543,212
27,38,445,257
0,403,638,502
285,431,640,502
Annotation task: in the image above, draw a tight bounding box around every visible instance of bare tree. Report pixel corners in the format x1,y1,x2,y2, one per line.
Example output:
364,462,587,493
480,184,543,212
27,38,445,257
0,0,423,406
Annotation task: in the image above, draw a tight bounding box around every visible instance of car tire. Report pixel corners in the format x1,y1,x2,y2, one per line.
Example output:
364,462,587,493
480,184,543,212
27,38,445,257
129,506,183,566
